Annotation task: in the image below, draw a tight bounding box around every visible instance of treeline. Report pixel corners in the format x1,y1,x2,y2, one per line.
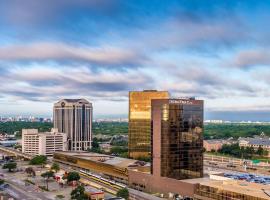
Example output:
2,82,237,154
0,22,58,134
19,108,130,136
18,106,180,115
218,143,268,159
0,121,53,136
204,124,270,139
2,121,270,140
93,122,128,135
0,121,128,137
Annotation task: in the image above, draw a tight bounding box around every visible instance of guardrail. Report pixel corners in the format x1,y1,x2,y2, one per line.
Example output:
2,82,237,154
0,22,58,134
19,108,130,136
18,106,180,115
0,146,32,160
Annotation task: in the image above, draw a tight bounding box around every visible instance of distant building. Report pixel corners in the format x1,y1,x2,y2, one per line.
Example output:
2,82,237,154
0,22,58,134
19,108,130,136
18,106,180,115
203,139,234,152
53,99,93,151
239,135,270,157
128,90,169,159
22,128,67,156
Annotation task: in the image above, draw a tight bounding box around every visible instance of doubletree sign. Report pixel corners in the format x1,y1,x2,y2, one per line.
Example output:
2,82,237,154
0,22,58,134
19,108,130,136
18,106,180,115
169,99,194,105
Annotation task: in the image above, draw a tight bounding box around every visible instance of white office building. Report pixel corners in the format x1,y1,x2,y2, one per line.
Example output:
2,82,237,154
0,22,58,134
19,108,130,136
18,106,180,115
22,128,67,156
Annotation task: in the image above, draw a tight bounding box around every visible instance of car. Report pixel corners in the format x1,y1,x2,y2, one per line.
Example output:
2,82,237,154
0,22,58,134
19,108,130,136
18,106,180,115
0,183,9,190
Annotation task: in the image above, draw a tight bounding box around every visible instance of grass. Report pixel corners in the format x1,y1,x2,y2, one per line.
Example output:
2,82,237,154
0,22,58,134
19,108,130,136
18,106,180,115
55,194,65,199
39,185,49,191
24,179,35,185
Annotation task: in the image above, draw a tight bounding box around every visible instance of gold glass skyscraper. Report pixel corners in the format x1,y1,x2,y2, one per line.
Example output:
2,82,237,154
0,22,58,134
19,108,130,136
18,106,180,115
128,90,169,159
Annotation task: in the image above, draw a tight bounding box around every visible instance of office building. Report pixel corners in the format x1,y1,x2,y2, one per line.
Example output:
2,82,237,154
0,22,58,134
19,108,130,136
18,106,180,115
128,98,204,197
128,90,169,159
53,99,93,151
151,98,204,179
22,128,67,156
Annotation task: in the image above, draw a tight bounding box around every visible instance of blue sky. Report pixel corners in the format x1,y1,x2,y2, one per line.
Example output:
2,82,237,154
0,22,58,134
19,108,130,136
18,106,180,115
1,0,270,120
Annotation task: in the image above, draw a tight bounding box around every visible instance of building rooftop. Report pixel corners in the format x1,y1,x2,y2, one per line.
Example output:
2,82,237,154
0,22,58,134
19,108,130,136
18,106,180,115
62,99,85,102
198,179,270,199
239,136,270,146
55,151,150,169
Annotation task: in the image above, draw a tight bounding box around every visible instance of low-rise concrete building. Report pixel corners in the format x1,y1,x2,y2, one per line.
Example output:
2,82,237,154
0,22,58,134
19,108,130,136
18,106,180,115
22,128,67,156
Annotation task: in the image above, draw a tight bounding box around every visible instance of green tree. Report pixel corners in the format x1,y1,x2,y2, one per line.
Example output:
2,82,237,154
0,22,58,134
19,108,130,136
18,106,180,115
3,162,17,172
89,138,102,153
29,155,47,165
41,171,54,190
0,179,4,185
66,172,80,183
51,163,60,172
257,146,264,156
116,188,129,199
70,185,88,200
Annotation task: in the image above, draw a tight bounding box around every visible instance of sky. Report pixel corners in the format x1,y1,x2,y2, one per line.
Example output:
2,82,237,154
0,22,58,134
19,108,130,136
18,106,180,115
1,0,270,121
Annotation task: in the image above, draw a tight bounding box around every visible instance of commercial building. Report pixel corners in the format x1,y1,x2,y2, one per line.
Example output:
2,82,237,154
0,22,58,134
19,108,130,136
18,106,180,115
22,128,67,156
53,151,150,183
128,98,204,197
128,90,169,159
203,139,235,152
53,99,93,151
194,179,270,200
151,98,204,179
239,135,270,157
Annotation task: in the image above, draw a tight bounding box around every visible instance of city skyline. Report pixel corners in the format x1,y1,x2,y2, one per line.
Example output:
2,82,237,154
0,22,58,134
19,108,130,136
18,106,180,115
1,1,270,120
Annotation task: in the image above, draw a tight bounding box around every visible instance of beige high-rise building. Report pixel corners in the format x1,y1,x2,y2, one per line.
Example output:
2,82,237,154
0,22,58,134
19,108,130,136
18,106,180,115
53,99,93,151
128,90,169,159
22,128,67,156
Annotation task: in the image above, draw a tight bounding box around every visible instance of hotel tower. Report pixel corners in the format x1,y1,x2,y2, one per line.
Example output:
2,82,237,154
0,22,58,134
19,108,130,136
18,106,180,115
128,90,169,159
151,98,204,179
53,99,93,151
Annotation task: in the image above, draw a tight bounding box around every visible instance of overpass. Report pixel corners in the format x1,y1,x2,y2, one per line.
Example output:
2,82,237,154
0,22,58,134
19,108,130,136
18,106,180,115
0,146,33,160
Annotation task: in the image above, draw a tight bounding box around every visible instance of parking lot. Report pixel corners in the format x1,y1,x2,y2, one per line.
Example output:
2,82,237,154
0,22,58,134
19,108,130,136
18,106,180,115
224,172,270,185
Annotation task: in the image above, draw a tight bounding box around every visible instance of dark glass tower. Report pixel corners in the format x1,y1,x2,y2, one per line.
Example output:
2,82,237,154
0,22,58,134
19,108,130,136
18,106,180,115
151,98,203,179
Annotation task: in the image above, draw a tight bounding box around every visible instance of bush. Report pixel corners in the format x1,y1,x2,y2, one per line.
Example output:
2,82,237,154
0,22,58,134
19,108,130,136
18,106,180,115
117,188,129,199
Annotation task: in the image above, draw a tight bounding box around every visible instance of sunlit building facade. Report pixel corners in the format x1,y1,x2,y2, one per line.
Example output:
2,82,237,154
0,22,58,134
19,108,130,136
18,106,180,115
128,90,169,159
22,128,67,156
53,99,92,151
151,98,204,179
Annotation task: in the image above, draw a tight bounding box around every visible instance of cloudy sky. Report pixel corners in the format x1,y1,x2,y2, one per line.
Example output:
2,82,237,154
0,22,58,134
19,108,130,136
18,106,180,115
1,0,270,120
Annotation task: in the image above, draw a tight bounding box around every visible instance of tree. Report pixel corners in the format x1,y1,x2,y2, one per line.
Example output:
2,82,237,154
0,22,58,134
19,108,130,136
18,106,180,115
70,185,88,200
90,138,102,153
116,188,129,199
257,146,264,156
66,172,80,183
3,162,17,172
51,163,60,172
25,167,36,177
29,155,47,165
0,179,4,185
41,171,54,190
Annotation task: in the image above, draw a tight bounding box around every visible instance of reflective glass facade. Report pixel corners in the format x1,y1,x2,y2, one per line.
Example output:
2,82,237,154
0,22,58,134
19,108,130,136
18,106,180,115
128,90,169,159
152,99,203,179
